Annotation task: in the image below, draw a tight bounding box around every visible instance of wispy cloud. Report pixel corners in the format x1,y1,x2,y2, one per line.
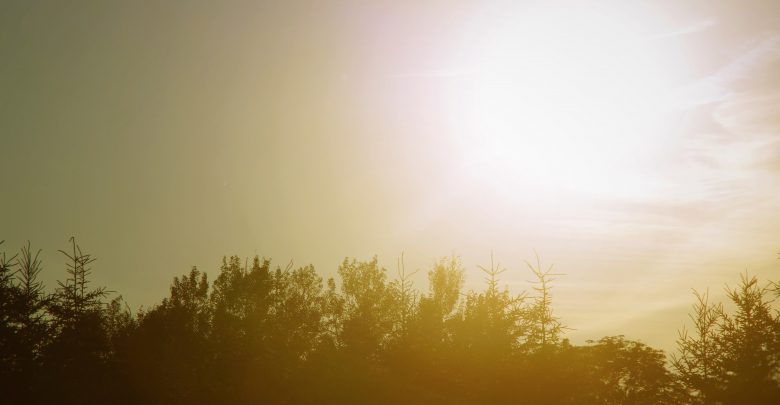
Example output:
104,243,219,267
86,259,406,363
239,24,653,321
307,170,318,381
715,34,780,85
676,34,780,174
673,34,780,109
652,17,718,40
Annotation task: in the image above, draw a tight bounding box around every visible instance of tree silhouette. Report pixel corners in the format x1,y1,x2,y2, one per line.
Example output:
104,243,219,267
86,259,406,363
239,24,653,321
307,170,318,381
388,252,418,337
407,256,463,354
525,252,565,349
671,289,725,403
42,237,113,404
718,273,780,403
262,263,331,402
8,243,49,400
209,256,270,402
449,255,527,401
583,335,679,404
122,266,211,403
673,272,780,404
337,257,396,358
386,256,463,403
0,240,22,400
3,236,779,404
49,237,106,328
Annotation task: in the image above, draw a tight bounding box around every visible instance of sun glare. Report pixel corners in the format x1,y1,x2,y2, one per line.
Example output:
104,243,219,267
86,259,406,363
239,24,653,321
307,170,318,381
447,4,683,199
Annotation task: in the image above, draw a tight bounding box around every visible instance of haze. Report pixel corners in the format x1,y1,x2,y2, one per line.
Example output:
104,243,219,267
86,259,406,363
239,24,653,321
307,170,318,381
2,0,779,351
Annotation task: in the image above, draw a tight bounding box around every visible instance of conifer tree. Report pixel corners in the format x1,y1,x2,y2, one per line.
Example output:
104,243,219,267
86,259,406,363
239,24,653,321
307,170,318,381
388,252,419,337
525,253,565,349
671,290,725,403
0,241,20,396
44,237,113,404
49,237,107,328
718,273,780,403
11,243,49,395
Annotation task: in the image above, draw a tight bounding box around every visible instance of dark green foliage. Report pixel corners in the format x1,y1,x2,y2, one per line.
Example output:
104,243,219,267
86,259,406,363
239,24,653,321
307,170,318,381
2,239,779,404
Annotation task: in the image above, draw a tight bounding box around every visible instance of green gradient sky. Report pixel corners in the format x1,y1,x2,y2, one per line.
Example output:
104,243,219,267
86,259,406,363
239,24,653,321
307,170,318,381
2,0,779,351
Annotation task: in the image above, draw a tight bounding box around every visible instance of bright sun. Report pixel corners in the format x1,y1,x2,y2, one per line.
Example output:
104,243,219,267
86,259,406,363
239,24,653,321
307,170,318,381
446,3,684,199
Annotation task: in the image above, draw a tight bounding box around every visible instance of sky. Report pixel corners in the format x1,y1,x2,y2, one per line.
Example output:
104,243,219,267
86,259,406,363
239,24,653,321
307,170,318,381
1,0,779,351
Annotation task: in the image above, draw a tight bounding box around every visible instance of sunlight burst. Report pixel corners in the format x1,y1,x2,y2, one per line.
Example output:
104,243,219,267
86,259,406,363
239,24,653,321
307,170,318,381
448,4,684,198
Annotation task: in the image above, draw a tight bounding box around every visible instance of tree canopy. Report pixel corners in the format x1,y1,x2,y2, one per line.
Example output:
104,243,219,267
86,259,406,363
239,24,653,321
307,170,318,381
1,238,778,404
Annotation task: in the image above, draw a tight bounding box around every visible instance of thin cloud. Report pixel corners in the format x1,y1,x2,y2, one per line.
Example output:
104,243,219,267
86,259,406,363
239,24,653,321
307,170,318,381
651,17,718,40
672,34,780,110
715,34,780,84
672,31,780,187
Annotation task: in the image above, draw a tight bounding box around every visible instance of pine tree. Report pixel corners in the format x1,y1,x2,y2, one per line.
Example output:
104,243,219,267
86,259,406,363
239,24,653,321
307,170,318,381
718,273,780,403
44,237,112,404
671,289,725,403
12,243,50,397
388,252,419,337
0,241,21,397
525,252,565,349
50,237,107,328
449,255,527,401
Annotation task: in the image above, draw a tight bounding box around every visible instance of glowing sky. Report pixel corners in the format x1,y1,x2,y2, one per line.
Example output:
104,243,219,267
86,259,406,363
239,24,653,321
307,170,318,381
2,0,779,351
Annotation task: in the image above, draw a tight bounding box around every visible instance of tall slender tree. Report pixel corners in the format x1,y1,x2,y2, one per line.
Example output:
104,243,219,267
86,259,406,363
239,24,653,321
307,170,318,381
0,241,21,397
11,243,49,395
49,237,106,328
525,252,565,349
671,290,725,403
43,237,113,404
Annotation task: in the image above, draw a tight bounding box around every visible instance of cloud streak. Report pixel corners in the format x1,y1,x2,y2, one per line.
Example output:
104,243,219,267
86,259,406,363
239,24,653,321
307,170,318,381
651,17,719,40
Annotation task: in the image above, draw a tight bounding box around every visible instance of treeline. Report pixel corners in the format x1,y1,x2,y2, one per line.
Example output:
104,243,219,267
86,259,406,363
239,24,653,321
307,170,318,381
1,238,779,404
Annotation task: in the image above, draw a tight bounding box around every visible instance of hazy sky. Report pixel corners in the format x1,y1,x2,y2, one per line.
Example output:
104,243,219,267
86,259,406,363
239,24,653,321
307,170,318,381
2,0,779,351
